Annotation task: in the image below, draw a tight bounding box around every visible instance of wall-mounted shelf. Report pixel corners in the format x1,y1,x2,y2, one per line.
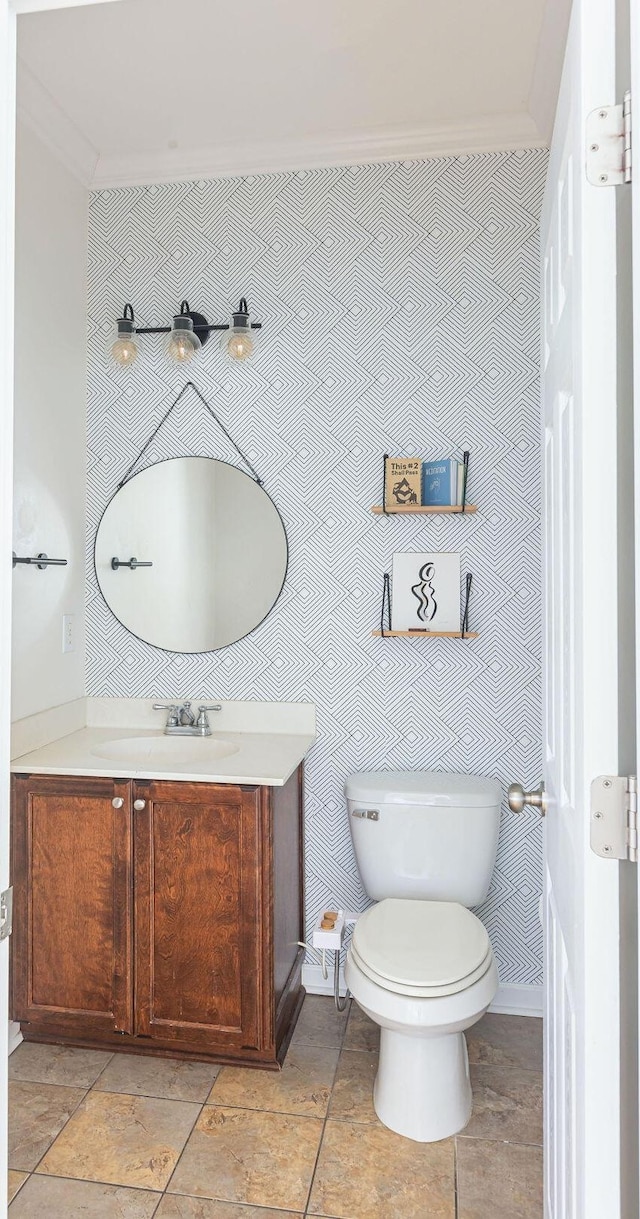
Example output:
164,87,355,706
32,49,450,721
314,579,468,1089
372,629,479,639
380,450,473,515
371,504,478,515
377,571,475,638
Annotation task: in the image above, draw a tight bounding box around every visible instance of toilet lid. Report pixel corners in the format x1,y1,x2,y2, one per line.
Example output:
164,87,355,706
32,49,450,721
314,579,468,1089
351,899,491,996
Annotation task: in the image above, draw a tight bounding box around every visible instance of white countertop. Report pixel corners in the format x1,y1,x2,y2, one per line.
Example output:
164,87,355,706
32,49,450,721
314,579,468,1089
10,699,316,787
11,726,313,787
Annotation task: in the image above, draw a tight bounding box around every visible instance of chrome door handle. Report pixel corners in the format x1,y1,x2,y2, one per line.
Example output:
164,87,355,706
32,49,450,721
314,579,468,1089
112,797,124,809
133,799,146,811
508,781,547,817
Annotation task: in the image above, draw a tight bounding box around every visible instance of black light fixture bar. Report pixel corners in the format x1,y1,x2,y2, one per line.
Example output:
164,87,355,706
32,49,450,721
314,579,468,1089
133,323,263,333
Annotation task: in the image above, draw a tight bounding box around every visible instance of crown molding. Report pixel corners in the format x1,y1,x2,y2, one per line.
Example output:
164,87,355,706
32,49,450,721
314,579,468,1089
15,61,546,192
91,111,546,191
17,58,98,185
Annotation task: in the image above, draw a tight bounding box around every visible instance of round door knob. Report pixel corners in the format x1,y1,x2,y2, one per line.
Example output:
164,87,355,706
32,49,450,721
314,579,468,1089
111,797,124,809
508,781,547,817
133,798,146,811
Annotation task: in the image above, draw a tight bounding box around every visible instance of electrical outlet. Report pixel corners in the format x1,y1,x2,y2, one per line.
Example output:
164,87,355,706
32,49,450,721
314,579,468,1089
62,614,75,653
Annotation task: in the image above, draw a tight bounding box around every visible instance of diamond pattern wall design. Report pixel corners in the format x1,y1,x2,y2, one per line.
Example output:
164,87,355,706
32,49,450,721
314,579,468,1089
87,148,548,986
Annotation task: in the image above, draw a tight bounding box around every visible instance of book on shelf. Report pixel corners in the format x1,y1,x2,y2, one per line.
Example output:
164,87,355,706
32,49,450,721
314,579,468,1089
422,459,467,507
384,457,422,508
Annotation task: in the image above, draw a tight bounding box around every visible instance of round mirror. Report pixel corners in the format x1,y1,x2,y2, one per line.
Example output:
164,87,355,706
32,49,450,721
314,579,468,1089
94,457,288,652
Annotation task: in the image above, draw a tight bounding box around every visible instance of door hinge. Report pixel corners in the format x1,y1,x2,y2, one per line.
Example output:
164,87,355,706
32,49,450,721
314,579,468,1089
590,775,637,861
586,90,631,185
0,887,13,941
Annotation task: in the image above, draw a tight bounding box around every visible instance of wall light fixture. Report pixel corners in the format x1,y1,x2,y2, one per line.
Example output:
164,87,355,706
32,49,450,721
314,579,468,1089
224,298,254,362
109,298,261,367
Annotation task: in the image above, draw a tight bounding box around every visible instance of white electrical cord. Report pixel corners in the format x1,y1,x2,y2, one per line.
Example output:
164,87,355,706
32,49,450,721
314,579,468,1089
297,941,329,981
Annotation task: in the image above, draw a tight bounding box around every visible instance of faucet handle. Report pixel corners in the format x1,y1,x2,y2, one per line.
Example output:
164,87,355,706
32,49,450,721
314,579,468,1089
196,704,222,731
153,703,179,727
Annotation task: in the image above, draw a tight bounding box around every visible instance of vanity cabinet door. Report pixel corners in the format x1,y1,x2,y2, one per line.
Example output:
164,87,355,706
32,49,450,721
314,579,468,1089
133,780,267,1054
11,774,133,1036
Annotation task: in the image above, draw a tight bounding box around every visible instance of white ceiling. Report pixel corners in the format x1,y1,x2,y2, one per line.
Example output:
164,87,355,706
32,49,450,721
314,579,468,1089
16,0,569,189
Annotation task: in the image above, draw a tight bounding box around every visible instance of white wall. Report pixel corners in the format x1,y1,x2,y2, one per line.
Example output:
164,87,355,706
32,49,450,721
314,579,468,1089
11,120,87,722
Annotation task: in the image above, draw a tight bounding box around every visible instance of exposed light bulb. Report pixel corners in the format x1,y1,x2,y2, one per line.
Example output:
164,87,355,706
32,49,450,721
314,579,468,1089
111,336,138,366
166,304,201,363
167,331,200,362
110,304,138,367
224,298,256,361
226,330,254,361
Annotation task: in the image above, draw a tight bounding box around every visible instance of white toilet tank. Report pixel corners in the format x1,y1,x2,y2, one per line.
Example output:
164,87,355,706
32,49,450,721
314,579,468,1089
346,770,501,907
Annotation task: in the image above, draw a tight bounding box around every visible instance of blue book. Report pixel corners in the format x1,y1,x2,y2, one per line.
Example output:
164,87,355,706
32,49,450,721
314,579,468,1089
422,459,458,506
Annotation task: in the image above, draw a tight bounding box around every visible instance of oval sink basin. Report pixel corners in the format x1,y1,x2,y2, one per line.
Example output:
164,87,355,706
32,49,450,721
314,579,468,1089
91,735,240,765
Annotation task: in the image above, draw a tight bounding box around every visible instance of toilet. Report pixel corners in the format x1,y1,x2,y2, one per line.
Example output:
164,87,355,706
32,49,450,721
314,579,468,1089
344,770,501,1144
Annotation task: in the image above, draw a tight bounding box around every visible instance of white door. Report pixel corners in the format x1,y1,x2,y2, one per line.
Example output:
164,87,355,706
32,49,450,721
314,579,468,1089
538,0,629,1215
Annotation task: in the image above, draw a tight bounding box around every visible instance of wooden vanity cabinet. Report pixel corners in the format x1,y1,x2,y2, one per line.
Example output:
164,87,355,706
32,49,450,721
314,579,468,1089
134,779,265,1054
11,775,133,1041
10,769,305,1067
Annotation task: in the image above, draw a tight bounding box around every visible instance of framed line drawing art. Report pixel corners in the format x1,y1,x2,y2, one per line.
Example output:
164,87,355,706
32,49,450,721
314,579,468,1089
392,552,460,632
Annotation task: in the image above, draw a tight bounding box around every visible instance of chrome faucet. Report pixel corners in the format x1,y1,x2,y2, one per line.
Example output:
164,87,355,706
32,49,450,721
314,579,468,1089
152,701,222,737
178,701,195,727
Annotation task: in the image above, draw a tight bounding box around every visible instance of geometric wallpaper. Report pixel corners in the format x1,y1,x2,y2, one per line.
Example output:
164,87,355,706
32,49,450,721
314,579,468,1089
86,148,548,986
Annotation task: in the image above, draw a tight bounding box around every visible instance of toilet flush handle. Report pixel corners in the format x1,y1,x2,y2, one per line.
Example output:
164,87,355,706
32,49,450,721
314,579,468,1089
508,781,547,817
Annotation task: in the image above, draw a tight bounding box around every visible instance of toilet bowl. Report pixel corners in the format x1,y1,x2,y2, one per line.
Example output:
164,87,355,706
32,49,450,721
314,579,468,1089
345,897,498,1142
344,770,502,1144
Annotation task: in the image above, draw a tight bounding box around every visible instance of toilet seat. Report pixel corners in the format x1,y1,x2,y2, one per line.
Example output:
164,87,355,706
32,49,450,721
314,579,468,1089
350,898,493,998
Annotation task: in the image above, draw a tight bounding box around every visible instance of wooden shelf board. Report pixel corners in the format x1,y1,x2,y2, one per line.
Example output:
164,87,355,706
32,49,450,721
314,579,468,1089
371,504,478,515
372,630,479,639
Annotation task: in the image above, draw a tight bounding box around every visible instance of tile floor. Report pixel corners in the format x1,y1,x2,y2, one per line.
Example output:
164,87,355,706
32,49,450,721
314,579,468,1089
7,997,543,1218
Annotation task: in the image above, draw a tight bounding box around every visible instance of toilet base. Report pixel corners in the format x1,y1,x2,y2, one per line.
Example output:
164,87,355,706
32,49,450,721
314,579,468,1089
373,1026,472,1143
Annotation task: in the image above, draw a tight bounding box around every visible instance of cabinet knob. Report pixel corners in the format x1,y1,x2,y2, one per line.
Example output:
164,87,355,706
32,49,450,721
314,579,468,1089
133,799,146,811
111,797,124,809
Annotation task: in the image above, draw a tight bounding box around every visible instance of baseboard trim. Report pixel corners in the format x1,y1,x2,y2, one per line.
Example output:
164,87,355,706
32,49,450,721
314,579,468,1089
302,965,543,1018
303,963,346,996
8,1021,23,1056
489,984,542,1017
